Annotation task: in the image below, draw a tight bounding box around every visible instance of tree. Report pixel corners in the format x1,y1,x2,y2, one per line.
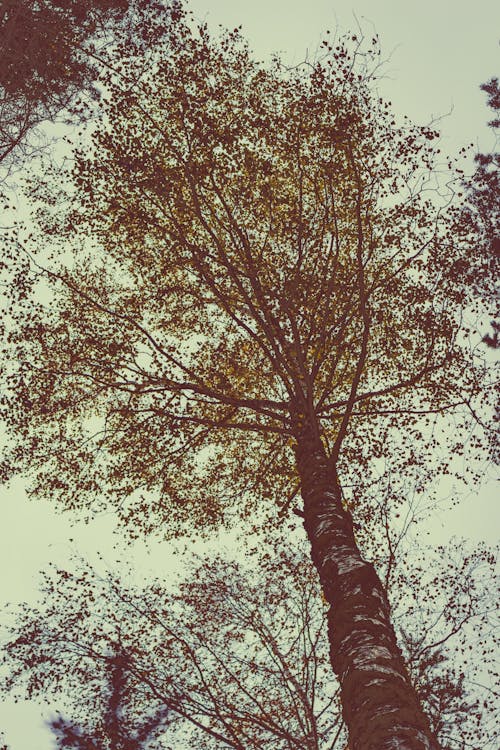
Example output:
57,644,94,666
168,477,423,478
3,548,340,750
2,540,498,749
0,0,170,175
460,77,499,348
2,4,496,747
48,650,171,750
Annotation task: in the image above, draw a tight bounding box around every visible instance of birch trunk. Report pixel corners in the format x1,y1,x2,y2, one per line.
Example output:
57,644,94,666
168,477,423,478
294,418,441,750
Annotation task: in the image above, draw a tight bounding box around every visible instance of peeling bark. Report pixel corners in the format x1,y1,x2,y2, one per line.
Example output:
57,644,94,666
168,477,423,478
293,418,441,750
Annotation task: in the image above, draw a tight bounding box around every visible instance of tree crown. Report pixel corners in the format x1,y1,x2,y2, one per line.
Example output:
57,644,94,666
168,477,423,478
2,3,495,537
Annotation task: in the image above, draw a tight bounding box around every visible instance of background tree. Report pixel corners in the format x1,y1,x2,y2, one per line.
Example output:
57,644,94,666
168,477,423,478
47,650,171,750
459,77,499,348
0,0,171,175
1,4,497,747
3,547,339,750
1,538,498,749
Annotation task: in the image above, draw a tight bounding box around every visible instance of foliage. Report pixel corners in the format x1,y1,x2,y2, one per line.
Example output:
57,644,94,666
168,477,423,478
1,540,498,749
0,0,171,174
460,77,499,348
3,546,337,750
2,5,495,539
48,651,171,750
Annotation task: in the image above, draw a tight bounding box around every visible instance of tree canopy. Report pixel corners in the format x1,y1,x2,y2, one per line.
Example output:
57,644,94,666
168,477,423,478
3,10,494,534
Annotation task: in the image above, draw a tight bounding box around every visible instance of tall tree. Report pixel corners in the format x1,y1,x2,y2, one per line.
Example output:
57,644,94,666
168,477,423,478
1,4,496,747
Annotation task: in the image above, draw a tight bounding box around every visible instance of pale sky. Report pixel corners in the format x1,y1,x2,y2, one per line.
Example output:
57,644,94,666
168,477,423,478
1,1,499,748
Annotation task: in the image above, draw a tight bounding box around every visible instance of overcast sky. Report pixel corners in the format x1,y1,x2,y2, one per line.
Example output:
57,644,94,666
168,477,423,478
1,1,499,748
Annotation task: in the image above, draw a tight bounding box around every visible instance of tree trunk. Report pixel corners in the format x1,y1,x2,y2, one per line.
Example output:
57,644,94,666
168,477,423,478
293,417,441,750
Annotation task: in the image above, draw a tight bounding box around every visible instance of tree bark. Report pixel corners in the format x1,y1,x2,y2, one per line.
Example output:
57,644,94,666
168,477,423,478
293,417,441,750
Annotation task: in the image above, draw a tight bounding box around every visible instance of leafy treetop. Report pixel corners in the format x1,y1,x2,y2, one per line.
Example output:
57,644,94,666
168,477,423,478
2,4,495,538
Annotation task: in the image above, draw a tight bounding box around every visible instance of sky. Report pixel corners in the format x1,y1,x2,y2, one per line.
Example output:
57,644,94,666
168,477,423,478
0,1,499,748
